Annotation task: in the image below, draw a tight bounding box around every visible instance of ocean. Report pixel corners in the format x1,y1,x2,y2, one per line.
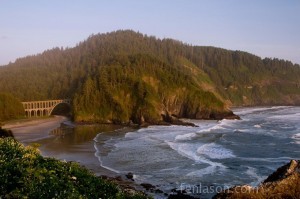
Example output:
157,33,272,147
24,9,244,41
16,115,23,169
93,106,300,198
17,106,300,198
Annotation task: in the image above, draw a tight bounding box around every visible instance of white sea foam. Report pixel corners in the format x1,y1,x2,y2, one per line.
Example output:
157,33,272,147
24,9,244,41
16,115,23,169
269,112,300,120
186,166,220,177
239,157,297,163
217,119,240,129
245,166,266,186
292,135,300,144
167,141,201,162
185,155,228,177
124,131,139,138
294,141,300,145
93,143,121,174
196,123,226,134
166,141,225,170
234,129,250,133
197,143,235,159
233,106,289,115
175,133,197,141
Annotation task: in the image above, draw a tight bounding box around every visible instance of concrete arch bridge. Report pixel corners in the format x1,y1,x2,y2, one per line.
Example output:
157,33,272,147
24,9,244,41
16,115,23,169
22,99,71,117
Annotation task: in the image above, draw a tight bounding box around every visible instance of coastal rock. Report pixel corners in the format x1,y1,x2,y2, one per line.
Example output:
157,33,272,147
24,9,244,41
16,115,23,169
168,191,199,199
263,159,299,183
126,172,134,181
209,110,240,120
213,160,300,199
161,113,198,127
99,175,146,197
140,183,156,191
0,127,14,138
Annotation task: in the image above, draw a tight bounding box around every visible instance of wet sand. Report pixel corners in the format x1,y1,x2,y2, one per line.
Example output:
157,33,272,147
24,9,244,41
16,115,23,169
3,116,69,143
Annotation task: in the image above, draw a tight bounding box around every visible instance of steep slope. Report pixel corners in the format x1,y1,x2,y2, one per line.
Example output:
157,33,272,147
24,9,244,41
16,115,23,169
190,47,300,106
0,30,299,124
71,53,233,124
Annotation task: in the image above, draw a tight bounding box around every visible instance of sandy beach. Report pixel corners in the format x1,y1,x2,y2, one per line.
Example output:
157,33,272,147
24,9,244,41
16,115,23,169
3,116,69,143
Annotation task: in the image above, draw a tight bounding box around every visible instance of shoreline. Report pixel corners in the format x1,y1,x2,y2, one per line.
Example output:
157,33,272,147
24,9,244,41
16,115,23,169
2,108,298,199
2,116,119,176
2,116,154,196
3,116,69,143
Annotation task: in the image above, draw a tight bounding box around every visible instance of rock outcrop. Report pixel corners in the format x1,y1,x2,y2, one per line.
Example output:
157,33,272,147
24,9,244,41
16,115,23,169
0,127,14,138
214,160,300,199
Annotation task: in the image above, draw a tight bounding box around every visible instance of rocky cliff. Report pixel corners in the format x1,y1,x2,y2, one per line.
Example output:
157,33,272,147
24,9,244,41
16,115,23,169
214,160,300,199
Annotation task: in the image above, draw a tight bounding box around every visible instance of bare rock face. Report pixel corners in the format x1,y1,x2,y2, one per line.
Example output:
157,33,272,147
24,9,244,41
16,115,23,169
214,160,300,199
208,110,240,120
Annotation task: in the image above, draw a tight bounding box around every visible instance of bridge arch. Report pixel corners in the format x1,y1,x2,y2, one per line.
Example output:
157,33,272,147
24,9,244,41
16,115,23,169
21,99,71,118
49,102,72,116
31,110,35,117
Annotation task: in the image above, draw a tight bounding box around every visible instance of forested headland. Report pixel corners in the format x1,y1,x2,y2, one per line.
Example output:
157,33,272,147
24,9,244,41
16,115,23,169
0,30,299,124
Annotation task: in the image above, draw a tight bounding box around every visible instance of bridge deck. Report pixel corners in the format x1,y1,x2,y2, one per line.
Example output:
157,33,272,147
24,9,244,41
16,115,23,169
22,99,71,117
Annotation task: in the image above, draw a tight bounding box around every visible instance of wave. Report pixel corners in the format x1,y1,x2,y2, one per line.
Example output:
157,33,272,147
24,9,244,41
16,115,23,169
270,112,300,121
233,106,291,116
239,156,298,163
124,131,139,138
293,133,300,138
197,143,235,159
186,165,225,177
175,133,197,141
234,129,251,133
293,141,300,145
192,119,234,135
198,124,226,133
292,133,300,142
93,142,121,174
218,118,239,126
167,141,202,162
245,166,267,186
167,141,222,164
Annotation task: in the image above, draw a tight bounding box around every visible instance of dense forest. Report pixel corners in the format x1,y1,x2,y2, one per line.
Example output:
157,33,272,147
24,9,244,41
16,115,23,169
0,30,299,124
0,93,24,122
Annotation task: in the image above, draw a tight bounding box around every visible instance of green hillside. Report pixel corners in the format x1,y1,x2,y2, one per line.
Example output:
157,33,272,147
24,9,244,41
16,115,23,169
0,30,299,124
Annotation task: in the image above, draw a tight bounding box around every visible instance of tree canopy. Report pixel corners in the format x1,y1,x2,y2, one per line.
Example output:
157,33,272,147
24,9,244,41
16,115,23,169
0,30,299,123
0,93,24,122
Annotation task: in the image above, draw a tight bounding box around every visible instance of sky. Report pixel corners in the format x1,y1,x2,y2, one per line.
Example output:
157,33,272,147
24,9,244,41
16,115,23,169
0,0,299,65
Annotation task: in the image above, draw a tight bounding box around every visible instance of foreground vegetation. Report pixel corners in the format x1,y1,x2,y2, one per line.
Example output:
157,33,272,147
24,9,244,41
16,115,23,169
0,137,148,199
0,30,300,124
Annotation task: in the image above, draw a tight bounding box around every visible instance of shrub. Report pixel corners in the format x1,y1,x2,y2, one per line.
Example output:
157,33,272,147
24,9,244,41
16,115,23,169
0,137,148,199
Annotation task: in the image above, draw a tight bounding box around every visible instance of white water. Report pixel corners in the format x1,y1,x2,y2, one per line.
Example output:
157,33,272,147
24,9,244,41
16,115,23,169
94,106,300,198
